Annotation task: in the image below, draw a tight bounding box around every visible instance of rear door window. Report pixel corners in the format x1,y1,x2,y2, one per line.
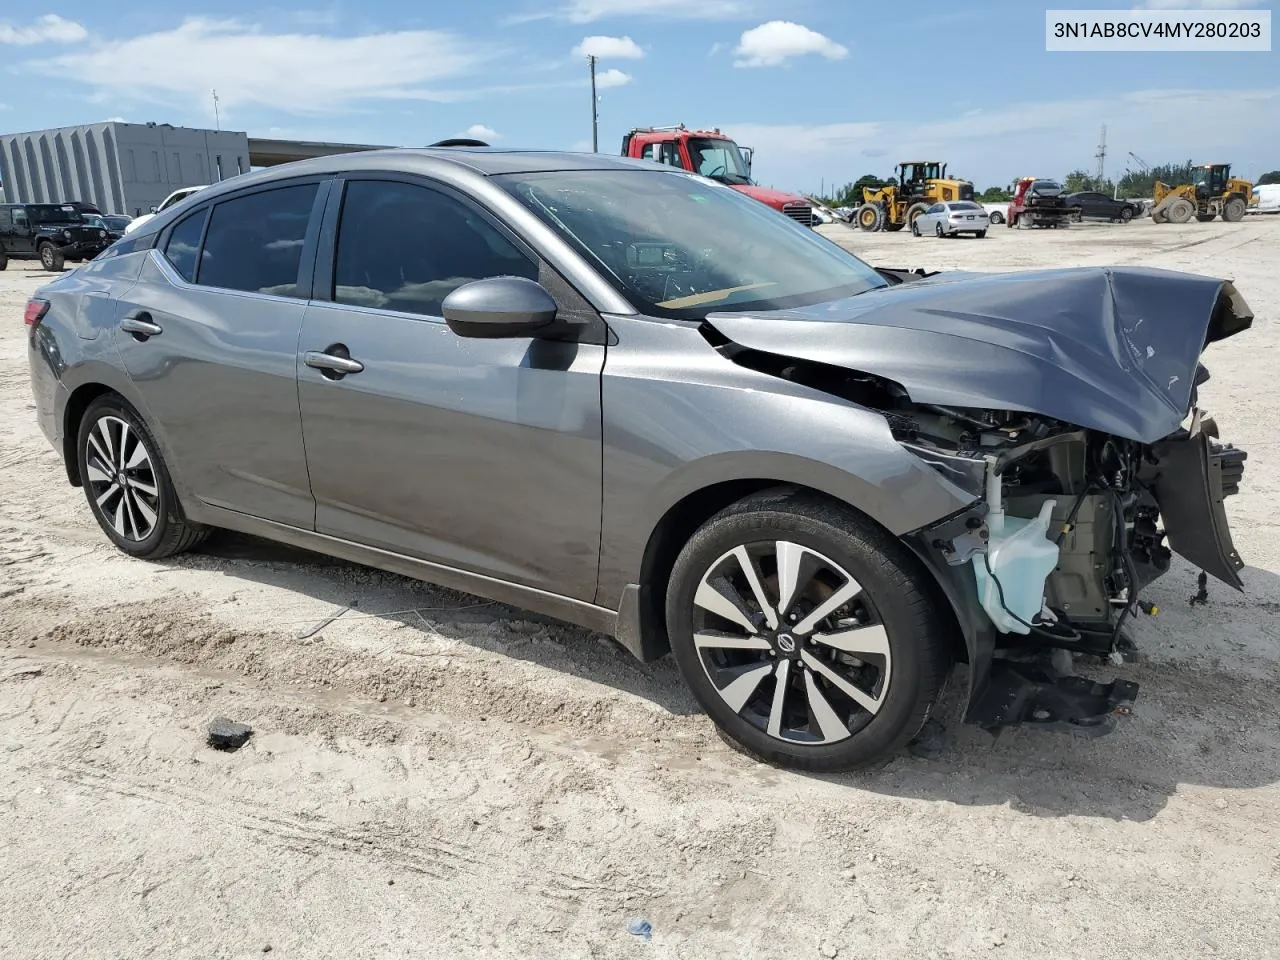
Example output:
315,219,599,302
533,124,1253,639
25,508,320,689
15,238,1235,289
163,208,207,283
197,184,318,298
332,179,538,318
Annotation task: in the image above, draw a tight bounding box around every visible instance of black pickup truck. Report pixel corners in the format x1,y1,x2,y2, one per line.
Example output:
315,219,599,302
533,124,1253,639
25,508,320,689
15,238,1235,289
0,202,112,272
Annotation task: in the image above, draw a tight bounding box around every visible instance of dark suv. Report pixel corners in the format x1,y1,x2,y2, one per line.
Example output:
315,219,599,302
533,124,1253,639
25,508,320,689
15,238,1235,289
0,202,111,272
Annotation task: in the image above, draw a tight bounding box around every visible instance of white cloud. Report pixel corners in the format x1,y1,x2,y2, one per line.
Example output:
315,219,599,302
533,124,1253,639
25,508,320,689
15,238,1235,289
464,123,501,141
732,21,848,68
729,87,1280,193
0,14,88,44
511,0,749,24
104,116,126,123
595,68,632,88
33,18,502,115
573,35,644,59
709,41,725,56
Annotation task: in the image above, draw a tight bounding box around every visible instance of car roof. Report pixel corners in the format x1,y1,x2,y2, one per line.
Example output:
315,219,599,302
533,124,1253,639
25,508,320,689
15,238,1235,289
126,148,690,240
250,147,644,183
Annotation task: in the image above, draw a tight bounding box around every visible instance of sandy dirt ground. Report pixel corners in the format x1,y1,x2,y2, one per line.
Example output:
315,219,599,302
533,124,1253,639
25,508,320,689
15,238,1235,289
2,215,1279,960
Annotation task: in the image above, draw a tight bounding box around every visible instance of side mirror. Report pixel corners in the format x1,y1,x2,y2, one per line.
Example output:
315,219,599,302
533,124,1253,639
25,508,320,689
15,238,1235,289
149,206,158,214
742,147,754,172
442,276,558,339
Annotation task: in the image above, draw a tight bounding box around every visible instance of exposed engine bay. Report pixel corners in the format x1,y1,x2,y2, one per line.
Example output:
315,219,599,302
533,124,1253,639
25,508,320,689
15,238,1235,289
897,402,1246,650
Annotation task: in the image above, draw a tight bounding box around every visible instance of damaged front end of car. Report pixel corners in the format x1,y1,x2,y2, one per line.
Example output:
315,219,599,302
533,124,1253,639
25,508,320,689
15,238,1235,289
903,401,1246,737
705,266,1255,739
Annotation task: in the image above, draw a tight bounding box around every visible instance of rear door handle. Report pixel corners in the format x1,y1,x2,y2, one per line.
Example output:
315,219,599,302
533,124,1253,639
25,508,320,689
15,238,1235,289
304,347,364,378
119,313,163,340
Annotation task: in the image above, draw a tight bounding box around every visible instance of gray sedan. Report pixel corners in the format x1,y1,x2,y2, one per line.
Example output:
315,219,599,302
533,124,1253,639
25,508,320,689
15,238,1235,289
25,148,1254,770
912,200,990,238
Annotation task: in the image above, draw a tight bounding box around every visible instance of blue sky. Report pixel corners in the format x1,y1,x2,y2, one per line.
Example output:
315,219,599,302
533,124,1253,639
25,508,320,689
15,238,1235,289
1,1,1276,193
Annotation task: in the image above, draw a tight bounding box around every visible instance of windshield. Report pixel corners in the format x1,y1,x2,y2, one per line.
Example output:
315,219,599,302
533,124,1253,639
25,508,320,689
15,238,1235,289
103,216,132,230
903,163,942,182
685,137,752,186
949,201,981,211
29,204,83,225
499,169,887,320
83,214,105,228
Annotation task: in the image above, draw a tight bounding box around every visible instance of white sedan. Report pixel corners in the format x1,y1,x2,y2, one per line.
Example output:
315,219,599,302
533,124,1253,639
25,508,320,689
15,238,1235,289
122,184,208,235
912,200,990,238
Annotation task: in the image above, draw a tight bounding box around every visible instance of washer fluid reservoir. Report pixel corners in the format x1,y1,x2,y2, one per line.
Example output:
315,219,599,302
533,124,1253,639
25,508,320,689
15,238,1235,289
971,467,1060,634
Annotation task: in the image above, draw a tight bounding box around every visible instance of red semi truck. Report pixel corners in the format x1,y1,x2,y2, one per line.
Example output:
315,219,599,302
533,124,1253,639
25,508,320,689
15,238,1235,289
621,125,815,227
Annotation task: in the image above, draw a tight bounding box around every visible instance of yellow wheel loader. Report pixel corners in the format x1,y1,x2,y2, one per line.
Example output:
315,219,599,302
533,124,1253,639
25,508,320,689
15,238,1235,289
855,161,975,233
1150,163,1254,224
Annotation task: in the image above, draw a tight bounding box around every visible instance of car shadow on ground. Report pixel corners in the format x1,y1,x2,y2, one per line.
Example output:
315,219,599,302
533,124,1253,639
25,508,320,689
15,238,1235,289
183,529,703,719
181,532,1280,821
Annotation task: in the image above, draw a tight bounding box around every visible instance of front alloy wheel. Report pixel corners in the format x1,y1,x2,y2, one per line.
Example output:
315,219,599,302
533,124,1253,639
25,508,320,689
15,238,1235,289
691,542,891,745
666,490,952,771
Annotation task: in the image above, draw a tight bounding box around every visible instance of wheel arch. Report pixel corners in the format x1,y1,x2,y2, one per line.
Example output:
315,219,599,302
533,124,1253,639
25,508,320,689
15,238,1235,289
614,478,969,671
59,369,182,499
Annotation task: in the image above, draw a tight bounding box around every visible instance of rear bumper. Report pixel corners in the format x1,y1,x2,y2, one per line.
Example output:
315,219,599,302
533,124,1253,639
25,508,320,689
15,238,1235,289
943,218,989,233
55,240,108,259
27,326,67,454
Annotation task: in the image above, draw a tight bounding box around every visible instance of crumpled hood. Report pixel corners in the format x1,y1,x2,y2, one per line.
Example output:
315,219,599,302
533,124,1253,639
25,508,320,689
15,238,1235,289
731,183,808,208
705,266,1254,444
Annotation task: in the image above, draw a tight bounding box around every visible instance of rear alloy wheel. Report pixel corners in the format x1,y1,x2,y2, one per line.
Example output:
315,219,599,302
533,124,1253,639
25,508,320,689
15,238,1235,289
989,211,1004,225
39,243,64,272
935,222,945,238
1119,207,1133,222
666,491,952,771
77,395,208,559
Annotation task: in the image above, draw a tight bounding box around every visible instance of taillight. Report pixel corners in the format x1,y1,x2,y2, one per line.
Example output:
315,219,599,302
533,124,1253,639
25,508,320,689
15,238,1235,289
24,299,50,328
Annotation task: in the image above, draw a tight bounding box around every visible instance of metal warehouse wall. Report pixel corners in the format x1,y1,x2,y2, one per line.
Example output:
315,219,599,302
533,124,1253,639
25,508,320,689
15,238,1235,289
0,122,250,216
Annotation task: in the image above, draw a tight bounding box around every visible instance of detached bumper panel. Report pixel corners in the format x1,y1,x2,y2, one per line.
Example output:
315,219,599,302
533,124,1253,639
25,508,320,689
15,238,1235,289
1148,429,1246,590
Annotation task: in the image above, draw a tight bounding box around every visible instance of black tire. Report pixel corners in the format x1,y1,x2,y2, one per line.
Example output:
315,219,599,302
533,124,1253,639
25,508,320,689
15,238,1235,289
76,394,209,559
39,243,65,272
1119,207,1133,222
904,202,930,231
911,219,921,237
935,222,944,238
1166,198,1195,224
855,204,884,232
1223,198,1246,222
665,489,953,772
989,211,1004,225
0,250,8,271
975,230,987,239
1195,214,1216,223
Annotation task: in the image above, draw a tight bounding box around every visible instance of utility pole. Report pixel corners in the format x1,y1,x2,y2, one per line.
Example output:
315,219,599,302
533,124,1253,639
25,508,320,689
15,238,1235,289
1094,123,1107,183
588,56,598,152
212,89,221,132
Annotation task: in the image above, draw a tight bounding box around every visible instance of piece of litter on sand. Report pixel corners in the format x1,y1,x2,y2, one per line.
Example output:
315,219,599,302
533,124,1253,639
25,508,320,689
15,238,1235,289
207,717,253,751
627,919,652,941
295,604,352,641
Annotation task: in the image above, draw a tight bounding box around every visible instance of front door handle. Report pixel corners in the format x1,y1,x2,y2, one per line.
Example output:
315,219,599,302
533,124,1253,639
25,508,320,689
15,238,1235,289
304,346,364,379
120,313,163,341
